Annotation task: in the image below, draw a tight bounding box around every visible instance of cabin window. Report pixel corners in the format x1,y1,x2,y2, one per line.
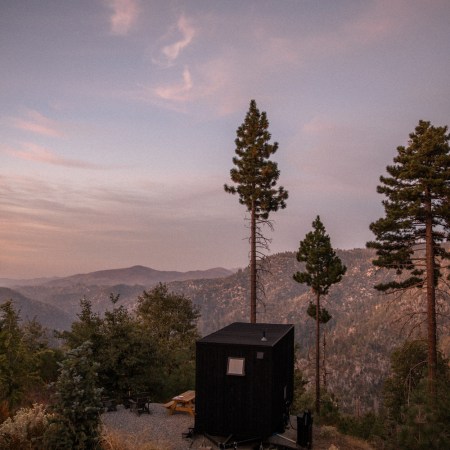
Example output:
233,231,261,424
227,357,245,376
256,351,264,360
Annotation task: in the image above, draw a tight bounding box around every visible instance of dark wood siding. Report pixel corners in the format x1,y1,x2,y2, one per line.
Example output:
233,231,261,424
195,323,294,439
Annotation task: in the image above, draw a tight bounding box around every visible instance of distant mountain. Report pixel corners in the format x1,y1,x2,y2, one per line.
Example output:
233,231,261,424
0,277,60,288
11,265,235,318
0,287,73,331
37,265,234,288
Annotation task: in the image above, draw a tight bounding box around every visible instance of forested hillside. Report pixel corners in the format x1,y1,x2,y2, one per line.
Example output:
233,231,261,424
2,249,449,413
168,249,450,413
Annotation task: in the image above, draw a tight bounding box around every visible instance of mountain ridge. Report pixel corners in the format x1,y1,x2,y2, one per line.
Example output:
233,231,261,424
0,287,73,331
0,265,235,289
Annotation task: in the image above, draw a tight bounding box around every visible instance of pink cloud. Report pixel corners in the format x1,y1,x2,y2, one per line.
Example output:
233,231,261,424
9,143,100,169
11,110,65,138
154,67,193,102
105,0,139,35
163,16,195,61
153,15,196,67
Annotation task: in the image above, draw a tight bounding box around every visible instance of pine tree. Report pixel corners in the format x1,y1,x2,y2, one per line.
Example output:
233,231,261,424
293,216,346,414
225,99,288,323
367,120,450,395
44,341,103,449
0,301,37,411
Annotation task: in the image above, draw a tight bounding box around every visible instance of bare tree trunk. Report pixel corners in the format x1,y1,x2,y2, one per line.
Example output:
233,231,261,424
425,192,437,396
322,330,327,390
315,290,321,414
250,202,257,323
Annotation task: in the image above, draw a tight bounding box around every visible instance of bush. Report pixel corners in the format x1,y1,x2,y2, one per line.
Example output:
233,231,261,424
0,403,53,449
392,378,450,450
336,412,384,441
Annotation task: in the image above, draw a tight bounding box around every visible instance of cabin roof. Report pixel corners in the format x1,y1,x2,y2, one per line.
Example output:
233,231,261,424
198,322,294,347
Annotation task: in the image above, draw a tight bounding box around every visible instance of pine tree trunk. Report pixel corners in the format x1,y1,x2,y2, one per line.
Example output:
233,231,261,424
323,330,327,390
315,290,321,414
250,202,257,323
425,192,437,396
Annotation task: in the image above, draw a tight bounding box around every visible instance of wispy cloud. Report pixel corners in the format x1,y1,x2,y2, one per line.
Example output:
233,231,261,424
153,15,196,67
104,0,139,36
11,109,65,138
7,142,101,169
154,67,193,102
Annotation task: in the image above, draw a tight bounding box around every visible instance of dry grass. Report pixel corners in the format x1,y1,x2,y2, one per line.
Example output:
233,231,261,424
314,425,377,450
101,428,171,450
102,425,378,450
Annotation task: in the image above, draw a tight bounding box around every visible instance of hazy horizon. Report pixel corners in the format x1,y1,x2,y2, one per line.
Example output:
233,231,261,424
2,1,450,278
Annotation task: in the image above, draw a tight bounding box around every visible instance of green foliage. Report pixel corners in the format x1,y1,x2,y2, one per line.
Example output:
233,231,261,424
59,297,103,352
383,340,428,422
0,301,60,411
22,319,62,387
306,301,332,324
392,378,450,449
336,412,384,441
60,286,200,402
316,390,341,425
293,216,347,297
291,366,309,415
367,120,450,291
60,296,158,400
0,301,32,410
136,283,200,400
224,99,288,220
99,298,157,397
44,341,103,449
294,387,340,425
382,340,450,449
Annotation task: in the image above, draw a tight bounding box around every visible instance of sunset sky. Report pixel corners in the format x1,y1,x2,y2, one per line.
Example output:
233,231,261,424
1,0,450,279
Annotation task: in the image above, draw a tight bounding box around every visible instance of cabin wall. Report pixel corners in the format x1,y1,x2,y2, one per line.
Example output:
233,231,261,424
195,326,294,439
195,342,273,437
271,326,295,431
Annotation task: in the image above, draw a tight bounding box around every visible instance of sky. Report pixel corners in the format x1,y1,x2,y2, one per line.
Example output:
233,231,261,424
1,0,450,279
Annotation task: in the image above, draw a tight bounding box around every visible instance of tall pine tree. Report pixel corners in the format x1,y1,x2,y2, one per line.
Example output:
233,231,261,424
367,120,450,395
225,100,288,323
293,216,346,414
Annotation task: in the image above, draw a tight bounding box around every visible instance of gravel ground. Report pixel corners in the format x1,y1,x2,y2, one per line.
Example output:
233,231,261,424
101,404,376,450
101,403,204,450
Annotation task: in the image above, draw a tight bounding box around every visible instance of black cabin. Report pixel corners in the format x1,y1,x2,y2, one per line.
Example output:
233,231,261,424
195,322,294,440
